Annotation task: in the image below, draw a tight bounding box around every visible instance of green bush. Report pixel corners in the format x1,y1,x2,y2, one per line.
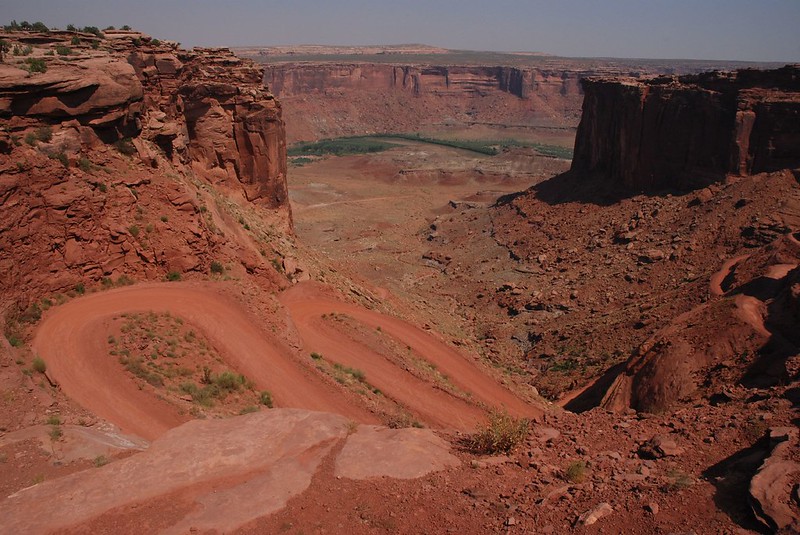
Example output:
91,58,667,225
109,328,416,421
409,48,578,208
166,271,181,282
260,390,273,408
36,126,53,142
55,45,72,56
49,151,68,167
71,36,81,45
24,57,47,73
32,356,47,374
77,157,92,172
467,410,529,454
128,225,140,237
210,261,224,274
24,132,38,146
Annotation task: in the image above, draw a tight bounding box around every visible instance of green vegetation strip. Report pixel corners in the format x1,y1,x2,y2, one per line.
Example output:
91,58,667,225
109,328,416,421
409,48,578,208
288,133,573,159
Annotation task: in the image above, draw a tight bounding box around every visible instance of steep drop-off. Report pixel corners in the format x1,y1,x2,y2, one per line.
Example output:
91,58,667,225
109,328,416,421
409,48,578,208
571,64,800,191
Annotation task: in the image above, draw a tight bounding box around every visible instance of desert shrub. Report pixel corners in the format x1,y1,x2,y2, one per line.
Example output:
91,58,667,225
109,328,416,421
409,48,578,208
467,410,529,454
121,25,131,30
166,271,181,282
90,41,99,50
94,455,109,467
665,468,694,491
151,39,161,46
310,352,323,360
260,390,273,408
32,356,47,373
20,303,42,323
77,157,92,172
71,36,81,45
46,415,61,425
80,26,103,38
35,126,53,142
49,151,68,167
128,225,140,237
24,132,38,146
210,261,224,274
160,215,168,222
239,406,258,414
214,371,246,392
74,282,85,294
55,45,72,56
49,426,62,441
114,137,136,156
104,26,115,31
565,460,587,483
24,57,47,73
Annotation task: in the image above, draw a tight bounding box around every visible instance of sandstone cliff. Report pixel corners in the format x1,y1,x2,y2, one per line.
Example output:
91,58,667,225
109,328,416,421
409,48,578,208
571,65,800,191
262,63,597,142
0,31,289,314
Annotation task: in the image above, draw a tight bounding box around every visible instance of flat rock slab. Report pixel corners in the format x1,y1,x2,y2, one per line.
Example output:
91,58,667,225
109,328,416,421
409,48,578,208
0,409,350,534
335,425,460,480
0,424,148,465
0,410,462,533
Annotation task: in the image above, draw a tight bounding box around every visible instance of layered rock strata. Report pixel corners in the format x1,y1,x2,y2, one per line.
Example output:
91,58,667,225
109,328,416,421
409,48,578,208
571,65,800,191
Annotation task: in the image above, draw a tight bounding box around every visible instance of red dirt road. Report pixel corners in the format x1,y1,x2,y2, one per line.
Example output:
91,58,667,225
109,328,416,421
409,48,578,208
33,283,377,440
280,282,541,429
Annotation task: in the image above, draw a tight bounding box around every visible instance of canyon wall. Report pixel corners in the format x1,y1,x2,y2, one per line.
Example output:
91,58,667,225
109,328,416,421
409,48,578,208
263,63,608,142
0,31,289,307
571,65,800,191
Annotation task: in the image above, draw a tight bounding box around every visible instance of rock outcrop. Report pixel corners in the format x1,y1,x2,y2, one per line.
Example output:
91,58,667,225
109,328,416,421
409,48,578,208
0,31,289,312
571,65,800,191
0,33,288,206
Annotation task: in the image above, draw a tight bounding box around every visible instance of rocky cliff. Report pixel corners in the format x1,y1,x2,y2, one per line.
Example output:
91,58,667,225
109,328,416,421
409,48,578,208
262,63,602,142
0,31,289,314
571,65,800,191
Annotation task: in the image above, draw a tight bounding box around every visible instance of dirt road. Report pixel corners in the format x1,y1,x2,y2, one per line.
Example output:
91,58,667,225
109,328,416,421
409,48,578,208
33,283,376,440
280,282,540,429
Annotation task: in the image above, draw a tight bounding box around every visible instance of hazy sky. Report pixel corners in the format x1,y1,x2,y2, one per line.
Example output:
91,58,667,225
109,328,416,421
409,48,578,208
2,0,798,61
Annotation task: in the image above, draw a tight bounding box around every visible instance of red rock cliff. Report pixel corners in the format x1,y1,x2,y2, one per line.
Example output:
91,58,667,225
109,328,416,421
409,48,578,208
571,65,800,191
0,32,289,309
262,63,596,142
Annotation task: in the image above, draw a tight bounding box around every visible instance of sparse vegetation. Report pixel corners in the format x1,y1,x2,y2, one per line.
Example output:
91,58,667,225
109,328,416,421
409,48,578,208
24,57,47,73
31,355,47,373
114,137,136,156
665,468,694,491
94,455,109,467
467,410,529,454
128,225,140,237
46,415,61,426
565,460,587,483
48,425,62,441
259,390,273,408
210,261,224,274
166,271,181,282
49,151,69,167
55,45,73,56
